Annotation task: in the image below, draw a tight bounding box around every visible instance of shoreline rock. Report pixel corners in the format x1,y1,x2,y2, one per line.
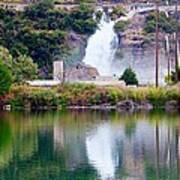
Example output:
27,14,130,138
116,100,153,112
165,100,180,112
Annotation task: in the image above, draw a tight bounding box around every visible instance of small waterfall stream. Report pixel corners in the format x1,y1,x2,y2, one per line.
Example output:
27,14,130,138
83,12,118,75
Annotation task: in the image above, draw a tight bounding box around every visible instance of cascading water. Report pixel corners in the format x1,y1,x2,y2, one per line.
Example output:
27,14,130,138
82,9,168,85
83,12,118,75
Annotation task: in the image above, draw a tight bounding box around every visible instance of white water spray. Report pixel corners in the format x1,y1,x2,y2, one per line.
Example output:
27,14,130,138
83,12,118,75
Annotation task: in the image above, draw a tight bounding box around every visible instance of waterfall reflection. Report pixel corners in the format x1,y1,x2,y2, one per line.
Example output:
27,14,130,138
0,111,179,179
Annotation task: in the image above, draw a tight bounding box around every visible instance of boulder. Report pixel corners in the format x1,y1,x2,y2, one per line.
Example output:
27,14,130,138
116,100,153,111
138,101,153,111
165,100,180,112
116,100,138,111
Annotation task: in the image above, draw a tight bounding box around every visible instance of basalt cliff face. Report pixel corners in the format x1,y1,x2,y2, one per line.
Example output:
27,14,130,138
66,63,99,81
64,32,88,67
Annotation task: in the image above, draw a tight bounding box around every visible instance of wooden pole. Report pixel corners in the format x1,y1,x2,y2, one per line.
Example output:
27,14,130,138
175,3,179,82
155,0,159,87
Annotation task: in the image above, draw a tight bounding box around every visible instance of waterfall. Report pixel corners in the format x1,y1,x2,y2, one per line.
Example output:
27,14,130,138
83,12,118,75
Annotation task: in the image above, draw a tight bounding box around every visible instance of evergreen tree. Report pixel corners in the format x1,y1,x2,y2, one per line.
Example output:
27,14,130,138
120,68,138,85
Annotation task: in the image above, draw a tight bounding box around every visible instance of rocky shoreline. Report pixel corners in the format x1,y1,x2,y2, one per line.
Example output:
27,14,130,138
2,99,180,112
67,100,179,112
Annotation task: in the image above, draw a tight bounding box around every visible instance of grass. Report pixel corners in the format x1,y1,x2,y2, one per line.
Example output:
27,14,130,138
1,83,179,110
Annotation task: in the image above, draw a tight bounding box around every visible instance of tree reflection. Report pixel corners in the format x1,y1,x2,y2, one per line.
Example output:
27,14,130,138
175,127,179,179
155,122,160,180
0,111,179,179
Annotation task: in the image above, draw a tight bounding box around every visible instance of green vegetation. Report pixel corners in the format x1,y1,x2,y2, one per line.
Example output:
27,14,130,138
144,11,177,34
110,6,126,19
95,10,103,21
3,84,179,109
0,1,97,78
114,20,129,33
120,68,138,85
12,55,38,83
165,67,180,84
0,46,38,83
0,62,12,96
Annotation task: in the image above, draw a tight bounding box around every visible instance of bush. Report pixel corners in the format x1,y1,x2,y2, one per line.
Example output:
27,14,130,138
12,55,38,83
10,86,59,109
72,18,97,34
9,84,180,109
0,61,12,96
120,68,138,85
114,20,129,33
110,6,126,18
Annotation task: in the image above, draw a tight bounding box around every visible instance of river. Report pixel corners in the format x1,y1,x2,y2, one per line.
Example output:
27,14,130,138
0,110,179,180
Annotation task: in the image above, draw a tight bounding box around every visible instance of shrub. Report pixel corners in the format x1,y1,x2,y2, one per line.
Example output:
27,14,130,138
128,88,147,102
0,61,12,96
72,18,97,34
9,84,180,109
10,86,59,109
12,55,38,83
107,87,125,105
114,20,129,33
110,6,126,18
147,88,168,107
120,68,138,85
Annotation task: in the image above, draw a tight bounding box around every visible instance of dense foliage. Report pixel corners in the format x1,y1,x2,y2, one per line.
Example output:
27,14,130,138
0,61,12,95
13,55,38,83
110,6,126,19
0,46,38,83
144,12,177,34
0,1,97,78
120,68,138,85
114,20,129,33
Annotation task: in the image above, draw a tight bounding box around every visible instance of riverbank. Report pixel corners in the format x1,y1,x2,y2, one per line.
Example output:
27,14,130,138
1,84,179,111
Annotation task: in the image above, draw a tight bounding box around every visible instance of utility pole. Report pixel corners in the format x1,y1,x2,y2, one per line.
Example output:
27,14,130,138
165,35,171,82
155,0,159,87
174,2,179,82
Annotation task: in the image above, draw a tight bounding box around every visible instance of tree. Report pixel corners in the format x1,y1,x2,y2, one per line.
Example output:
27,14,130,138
120,68,138,85
0,61,12,96
0,46,38,83
144,12,177,34
0,1,97,78
12,55,38,83
0,46,13,70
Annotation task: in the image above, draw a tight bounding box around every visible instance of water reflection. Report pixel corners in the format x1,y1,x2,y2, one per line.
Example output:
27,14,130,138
0,110,179,180
86,122,117,179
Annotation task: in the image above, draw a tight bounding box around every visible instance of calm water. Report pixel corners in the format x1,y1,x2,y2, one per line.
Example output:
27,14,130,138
0,110,179,180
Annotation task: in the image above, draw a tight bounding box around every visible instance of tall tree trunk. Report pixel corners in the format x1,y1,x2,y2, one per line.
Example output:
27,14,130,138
174,2,179,82
155,0,160,87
